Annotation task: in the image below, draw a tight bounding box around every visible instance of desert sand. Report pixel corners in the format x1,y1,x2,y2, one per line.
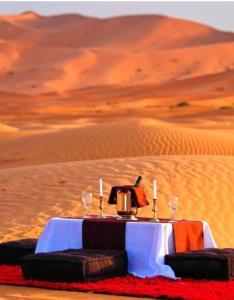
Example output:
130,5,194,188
0,155,233,247
0,285,148,300
0,118,233,168
0,11,233,300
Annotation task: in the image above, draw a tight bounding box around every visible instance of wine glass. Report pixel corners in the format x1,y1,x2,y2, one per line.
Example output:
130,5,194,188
168,195,179,222
81,191,92,218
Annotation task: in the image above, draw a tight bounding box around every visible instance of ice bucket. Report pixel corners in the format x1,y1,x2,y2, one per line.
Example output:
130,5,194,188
116,190,137,219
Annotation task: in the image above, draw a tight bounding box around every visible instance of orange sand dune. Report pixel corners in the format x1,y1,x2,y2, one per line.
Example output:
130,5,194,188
0,155,233,248
0,123,23,145
0,13,234,94
1,13,234,48
1,41,234,94
0,68,234,132
0,123,18,132
45,42,234,92
0,118,233,168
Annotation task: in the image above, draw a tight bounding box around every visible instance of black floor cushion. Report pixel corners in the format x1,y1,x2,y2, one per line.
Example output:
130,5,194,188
165,248,234,280
21,249,128,282
0,239,38,265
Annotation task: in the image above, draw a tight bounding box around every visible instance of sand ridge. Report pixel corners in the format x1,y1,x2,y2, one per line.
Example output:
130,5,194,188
0,118,233,168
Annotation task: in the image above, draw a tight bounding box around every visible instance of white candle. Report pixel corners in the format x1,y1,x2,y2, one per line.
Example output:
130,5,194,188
153,179,157,199
99,178,103,197
123,194,127,211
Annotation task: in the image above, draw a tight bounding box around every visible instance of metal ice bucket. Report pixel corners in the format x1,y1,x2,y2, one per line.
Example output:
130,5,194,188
116,190,137,219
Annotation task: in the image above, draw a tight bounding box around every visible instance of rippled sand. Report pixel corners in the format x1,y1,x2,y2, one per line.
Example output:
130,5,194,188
0,155,233,248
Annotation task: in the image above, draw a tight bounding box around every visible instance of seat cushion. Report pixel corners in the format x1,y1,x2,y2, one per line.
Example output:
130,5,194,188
21,249,128,282
0,239,38,265
165,248,234,280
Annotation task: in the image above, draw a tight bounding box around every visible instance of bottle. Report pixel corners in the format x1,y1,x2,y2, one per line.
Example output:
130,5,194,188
133,176,142,187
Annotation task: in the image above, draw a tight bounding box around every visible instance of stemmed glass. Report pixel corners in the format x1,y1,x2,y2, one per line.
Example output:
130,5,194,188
81,191,92,218
168,195,179,222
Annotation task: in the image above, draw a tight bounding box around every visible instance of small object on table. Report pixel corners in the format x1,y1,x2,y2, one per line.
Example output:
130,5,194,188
98,178,106,218
99,178,103,197
153,179,157,199
98,195,105,218
133,176,142,187
168,195,179,222
108,179,149,220
81,191,92,218
150,179,159,222
116,190,137,220
150,197,159,222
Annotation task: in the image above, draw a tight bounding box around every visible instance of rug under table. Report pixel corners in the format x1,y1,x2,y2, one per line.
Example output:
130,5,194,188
0,265,234,300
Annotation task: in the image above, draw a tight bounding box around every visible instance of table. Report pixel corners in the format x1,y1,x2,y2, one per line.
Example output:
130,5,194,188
35,218,217,279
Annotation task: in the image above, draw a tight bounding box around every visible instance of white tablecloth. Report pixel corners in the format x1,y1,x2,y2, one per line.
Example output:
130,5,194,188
36,218,217,279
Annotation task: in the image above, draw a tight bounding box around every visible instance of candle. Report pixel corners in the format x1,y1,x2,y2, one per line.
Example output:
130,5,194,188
123,194,127,211
153,179,157,199
99,178,103,197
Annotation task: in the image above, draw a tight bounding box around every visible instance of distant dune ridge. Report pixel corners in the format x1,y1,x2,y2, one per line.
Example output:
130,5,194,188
0,12,234,129
0,12,234,93
0,14,234,295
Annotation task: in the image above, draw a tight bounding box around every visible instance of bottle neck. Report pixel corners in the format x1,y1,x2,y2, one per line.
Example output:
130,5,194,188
134,176,142,187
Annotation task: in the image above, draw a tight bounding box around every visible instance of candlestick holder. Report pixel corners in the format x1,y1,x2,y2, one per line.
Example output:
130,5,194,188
98,196,105,218
150,198,159,222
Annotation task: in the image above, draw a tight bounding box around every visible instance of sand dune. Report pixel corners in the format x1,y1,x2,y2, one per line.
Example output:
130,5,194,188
0,123,18,132
1,41,234,94
0,155,233,248
0,13,234,94
0,118,233,168
1,68,234,130
0,123,22,145
1,13,234,48
46,42,234,92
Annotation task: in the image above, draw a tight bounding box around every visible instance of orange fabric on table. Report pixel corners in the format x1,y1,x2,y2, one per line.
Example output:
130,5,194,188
173,221,204,253
132,186,149,207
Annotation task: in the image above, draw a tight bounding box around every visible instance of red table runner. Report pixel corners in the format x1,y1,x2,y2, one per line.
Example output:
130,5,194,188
82,218,127,250
82,217,204,252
